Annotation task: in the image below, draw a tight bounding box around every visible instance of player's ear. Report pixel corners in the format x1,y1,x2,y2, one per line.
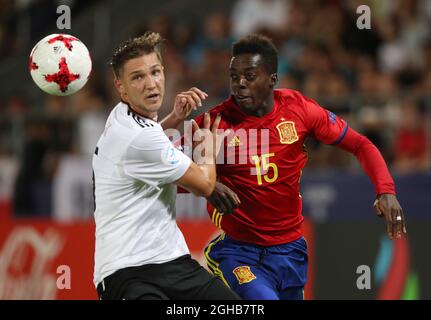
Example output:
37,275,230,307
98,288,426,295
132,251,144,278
114,78,126,96
269,73,278,88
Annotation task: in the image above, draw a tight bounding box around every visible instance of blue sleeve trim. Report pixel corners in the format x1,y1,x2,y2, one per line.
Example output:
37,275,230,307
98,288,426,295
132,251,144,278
332,123,349,145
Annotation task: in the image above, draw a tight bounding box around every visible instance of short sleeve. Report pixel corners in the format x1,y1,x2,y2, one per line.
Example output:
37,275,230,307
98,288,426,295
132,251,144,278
123,126,192,188
302,95,348,145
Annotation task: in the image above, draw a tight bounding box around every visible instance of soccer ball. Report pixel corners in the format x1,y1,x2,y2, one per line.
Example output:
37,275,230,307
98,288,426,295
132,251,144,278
29,34,92,96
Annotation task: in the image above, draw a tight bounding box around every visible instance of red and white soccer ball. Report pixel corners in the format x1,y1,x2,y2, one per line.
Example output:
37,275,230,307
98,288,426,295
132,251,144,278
29,34,92,96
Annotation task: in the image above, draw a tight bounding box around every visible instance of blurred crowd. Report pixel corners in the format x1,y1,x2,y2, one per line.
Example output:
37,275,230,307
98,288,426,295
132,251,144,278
0,0,430,218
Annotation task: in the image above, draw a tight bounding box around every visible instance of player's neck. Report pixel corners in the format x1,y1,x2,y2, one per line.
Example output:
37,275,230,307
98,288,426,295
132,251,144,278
122,100,158,121
244,95,274,118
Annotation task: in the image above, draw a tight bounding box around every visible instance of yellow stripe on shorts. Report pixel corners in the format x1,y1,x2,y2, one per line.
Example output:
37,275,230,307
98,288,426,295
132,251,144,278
204,233,229,287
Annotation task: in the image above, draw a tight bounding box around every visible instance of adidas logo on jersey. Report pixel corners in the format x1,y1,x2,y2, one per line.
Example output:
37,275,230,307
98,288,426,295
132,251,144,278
228,136,242,147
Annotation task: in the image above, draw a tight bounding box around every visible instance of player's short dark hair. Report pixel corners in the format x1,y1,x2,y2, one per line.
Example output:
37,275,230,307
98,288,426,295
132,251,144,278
111,31,166,78
232,34,278,74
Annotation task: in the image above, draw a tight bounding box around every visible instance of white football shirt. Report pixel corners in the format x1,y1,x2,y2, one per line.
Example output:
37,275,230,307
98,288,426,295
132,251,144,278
92,102,191,286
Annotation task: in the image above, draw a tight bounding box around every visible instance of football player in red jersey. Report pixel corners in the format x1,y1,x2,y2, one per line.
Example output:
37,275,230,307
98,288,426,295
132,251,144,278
192,34,406,300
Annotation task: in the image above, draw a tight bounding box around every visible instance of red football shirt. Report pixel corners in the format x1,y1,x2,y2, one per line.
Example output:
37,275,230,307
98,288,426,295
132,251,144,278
193,89,350,245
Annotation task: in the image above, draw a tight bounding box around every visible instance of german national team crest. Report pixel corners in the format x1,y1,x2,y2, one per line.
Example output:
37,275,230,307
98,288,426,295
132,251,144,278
276,121,299,144
232,266,256,284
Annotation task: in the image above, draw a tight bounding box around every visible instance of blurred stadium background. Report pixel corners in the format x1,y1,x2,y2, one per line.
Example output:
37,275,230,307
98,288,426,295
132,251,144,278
0,0,430,300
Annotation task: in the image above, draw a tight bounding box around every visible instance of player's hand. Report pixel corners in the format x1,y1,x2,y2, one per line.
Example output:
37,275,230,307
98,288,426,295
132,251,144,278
208,182,241,215
173,87,208,120
191,113,230,161
373,193,406,240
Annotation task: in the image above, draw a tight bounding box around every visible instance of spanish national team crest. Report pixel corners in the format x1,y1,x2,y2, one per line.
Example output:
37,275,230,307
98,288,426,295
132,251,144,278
276,121,299,144
232,266,256,284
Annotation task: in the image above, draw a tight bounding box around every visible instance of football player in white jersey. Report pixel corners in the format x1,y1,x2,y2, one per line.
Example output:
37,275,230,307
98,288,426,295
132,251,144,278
92,32,239,300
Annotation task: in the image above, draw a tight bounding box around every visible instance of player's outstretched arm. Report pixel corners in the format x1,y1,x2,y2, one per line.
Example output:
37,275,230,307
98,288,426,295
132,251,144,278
336,127,407,240
160,87,208,130
301,93,406,239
